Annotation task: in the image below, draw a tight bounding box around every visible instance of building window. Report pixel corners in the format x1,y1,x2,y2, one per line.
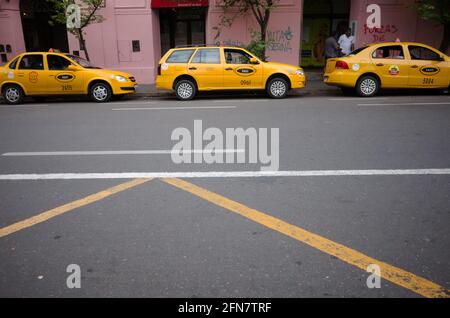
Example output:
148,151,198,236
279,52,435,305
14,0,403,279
132,40,141,53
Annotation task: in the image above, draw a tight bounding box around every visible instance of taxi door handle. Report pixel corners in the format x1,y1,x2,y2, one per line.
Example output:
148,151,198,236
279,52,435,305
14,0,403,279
411,65,419,68
225,68,233,71
189,67,197,70
376,63,384,67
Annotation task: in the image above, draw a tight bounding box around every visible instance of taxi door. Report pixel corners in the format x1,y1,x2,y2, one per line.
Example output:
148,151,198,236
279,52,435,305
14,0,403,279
223,48,263,89
46,54,84,94
370,45,410,88
15,54,47,94
406,45,449,87
187,48,223,90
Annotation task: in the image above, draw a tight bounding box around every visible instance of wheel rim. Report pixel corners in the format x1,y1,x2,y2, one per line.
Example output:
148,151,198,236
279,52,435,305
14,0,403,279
177,83,193,99
93,85,108,101
270,80,287,97
360,79,377,95
5,87,20,103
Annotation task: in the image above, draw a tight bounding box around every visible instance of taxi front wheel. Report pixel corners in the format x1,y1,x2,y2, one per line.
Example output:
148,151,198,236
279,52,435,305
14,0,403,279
175,80,196,101
3,85,25,105
356,75,379,97
89,82,112,103
267,78,289,99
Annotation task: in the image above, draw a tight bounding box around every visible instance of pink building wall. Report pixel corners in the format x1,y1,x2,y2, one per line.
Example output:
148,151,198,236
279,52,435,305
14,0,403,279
207,0,303,67
67,0,160,85
0,0,25,59
349,0,449,54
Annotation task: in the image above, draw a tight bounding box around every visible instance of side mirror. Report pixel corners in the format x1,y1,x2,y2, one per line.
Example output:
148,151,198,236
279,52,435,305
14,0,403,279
68,64,80,71
249,57,259,64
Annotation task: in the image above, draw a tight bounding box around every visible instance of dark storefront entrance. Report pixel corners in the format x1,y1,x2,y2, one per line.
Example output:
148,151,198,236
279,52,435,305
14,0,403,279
20,0,69,52
152,0,209,55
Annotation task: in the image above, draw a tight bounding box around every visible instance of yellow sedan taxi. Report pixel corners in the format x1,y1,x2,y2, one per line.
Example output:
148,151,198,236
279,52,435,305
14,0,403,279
156,46,305,100
324,42,450,97
0,52,137,104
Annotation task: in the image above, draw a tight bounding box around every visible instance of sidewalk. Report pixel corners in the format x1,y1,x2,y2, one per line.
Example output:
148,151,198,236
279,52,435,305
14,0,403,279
135,68,340,97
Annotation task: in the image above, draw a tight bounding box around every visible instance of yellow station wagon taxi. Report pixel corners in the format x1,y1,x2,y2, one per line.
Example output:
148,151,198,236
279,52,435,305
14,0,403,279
0,52,137,104
324,42,450,97
156,46,305,100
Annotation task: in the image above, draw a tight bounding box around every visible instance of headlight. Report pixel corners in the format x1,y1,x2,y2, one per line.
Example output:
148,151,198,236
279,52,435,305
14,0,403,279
114,75,127,82
295,69,304,76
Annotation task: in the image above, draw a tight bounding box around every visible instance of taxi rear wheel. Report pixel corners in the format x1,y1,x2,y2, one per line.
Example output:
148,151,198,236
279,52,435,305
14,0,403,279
175,80,196,101
356,75,379,97
89,82,112,103
3,85,25,105
267,78,289,99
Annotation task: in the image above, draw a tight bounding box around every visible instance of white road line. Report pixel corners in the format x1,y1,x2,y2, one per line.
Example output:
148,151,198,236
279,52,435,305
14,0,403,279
0,169,449,180
2,149,244,156
111,105,237,111
212,100,270,103
358,102,450,106
328,98,388,101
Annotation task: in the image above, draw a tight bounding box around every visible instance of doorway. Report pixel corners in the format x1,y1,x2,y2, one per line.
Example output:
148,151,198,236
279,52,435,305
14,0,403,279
159,7,206,56
301,0,350,67
20,0,69,52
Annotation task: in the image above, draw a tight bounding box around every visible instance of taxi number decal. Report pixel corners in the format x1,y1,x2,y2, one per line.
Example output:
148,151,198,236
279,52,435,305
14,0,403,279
240,80,251,86
422,78,434,85
62,85,73,91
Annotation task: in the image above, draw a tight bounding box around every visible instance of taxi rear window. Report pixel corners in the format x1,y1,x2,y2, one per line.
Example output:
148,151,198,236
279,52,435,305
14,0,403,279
166,50,195,63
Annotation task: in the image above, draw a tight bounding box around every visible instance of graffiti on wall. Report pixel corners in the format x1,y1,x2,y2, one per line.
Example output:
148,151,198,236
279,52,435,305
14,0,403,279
267,26,293,53
363,24,399,42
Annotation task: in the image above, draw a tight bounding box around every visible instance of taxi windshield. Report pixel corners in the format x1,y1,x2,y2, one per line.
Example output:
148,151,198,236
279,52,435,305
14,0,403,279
66,54,100,69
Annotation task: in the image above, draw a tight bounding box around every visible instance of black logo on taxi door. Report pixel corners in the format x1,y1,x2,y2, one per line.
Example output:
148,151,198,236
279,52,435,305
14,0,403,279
237,68,254,74
419,66,440,76
56,73,75,82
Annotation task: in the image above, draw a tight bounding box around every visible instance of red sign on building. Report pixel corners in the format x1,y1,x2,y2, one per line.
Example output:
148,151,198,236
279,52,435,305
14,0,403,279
151,0,209,8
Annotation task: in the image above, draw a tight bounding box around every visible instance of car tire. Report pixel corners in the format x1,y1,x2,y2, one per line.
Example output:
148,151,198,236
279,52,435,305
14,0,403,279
89,82,112,103
3,85,25,105
356,75,379,97
340,87,355,96
175,79,196,101
267,77,289,99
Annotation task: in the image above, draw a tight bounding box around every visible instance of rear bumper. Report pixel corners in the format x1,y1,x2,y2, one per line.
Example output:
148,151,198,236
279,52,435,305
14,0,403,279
156,76,173,91
323,71,359,88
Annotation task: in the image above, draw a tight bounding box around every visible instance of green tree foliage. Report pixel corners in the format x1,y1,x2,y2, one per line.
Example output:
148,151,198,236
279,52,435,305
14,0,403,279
215,1,277,61
47,0,105,61
413,0,450,52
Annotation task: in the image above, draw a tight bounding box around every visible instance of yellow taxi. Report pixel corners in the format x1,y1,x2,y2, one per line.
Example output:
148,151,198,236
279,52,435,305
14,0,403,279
324,42,450,97
0,52,137,104
156,46,305,100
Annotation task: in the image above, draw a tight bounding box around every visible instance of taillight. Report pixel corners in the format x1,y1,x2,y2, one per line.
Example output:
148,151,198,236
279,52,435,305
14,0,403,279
335,61,349,69
158,64,161,75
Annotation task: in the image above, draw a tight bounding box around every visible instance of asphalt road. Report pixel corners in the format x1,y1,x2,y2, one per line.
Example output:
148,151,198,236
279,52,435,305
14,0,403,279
0,92,449,298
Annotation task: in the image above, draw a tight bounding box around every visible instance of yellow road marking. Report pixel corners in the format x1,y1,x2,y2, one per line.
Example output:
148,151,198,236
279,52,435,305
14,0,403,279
162,178,450,298
0,178,151,238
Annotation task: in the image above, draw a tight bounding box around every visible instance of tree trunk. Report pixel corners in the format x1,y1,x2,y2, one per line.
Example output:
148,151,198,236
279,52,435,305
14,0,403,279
77,29,90,61
439,23,450,54
260,22,267,61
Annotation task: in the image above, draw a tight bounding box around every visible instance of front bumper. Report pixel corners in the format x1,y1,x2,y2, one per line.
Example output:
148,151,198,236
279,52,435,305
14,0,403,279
289,75,306,89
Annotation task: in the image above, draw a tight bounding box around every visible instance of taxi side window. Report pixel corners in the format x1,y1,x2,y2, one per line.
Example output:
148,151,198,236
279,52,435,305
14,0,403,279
372,46,404,59
47,55,72,70
8,56,20,69
19,54,44,70
408,46,441,61
224,49,252,64
191,49,221,64
166,50,195,63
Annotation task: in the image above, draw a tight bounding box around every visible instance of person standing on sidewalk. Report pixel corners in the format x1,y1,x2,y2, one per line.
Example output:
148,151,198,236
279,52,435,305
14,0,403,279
324,32,340,61
338,28,355,56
